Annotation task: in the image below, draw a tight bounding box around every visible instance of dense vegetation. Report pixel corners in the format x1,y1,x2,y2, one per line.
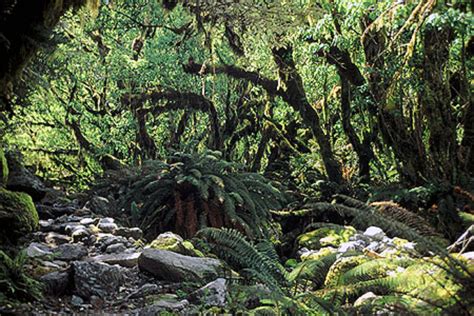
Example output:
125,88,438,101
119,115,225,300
0,0,473,314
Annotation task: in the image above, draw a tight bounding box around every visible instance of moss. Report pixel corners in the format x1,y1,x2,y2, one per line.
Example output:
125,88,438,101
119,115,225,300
301,247,337,261
148,232,202,257
0,148,8,187
298,226,356,250
0,188,39,242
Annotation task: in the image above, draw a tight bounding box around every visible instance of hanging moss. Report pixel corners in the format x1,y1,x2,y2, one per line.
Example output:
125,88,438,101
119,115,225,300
0,188,38,243
0,148,7,186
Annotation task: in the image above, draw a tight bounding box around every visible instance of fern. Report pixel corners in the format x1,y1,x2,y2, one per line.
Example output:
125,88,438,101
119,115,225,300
0,250,42,304
197,227,287,294
111,150,286,239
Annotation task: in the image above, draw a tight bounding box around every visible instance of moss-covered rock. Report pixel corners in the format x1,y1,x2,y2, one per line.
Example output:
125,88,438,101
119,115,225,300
148,232,203,257
0,148,8,187
0,188,38,242
298,225,356,250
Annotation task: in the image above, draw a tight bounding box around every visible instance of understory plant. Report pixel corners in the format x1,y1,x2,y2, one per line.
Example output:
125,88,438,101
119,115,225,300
116,151,286,239
195,195,474,315
0,250,42,307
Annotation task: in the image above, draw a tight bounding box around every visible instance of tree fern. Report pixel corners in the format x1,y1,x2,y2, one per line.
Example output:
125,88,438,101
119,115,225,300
109,150,286,239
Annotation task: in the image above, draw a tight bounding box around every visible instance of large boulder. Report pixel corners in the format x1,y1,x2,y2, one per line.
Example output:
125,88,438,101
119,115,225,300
5,151,46,201
0,187,38,242
138,249,224,282
0,148,8,186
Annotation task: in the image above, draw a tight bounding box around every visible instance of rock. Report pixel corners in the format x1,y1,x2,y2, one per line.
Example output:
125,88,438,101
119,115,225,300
0,188,39,242
105,243,126,254
71,295,84,307
189,278,227,307
79,218,96,226
40,271,71,296
338,241,365,253
65,224,86,234
99,217,115,224
85,197,111,215
297,226,356,250
26,242,53,258
135,298,189,315
148,232,201,256
71,228,90,243
97,234,130,252
116,227,143,240
55,243,88,261
45,232,71,245
138,249,224,282
461,251,474,263
98,222,118,234
363,226,385,241
5,150,47,201
126,283,160,300
364,241,381,253
301,247,337,261
354,291,378,307
89,252,141,268
0,148,8,186
73,261,134,299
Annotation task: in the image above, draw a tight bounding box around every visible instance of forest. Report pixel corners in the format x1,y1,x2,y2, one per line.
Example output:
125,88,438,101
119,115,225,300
0,0,473,314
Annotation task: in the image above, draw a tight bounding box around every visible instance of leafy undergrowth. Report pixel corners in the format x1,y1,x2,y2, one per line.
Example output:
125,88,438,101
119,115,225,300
192,197,474,315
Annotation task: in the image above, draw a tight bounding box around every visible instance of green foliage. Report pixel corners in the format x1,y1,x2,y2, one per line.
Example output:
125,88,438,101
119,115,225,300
0,250,42,305
114,151,285,238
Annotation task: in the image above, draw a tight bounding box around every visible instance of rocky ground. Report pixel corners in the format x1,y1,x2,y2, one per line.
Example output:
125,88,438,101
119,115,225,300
4,196,229,315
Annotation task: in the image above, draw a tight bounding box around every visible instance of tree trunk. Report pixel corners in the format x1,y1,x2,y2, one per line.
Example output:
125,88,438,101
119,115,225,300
272,47,343,184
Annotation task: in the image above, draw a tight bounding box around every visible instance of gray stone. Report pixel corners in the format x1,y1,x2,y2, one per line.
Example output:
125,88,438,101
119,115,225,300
45,232,71,245
26,242,53,258
126,283,160,300
79,218,96,226
99,217,115,224
73,261,134,299
105,243,127,254
71,228,90,243
138,249,224,282
89,252,141,268
97,235,129,252
363,226,385,241
65,224,86,235
136,299,189,315
338,241,365,253
98,222,118,234
189,278,227,307
55,243,88,261
364,241,381,253
5,150,47,201
71,295,84,306
40,270,71,296
116,227,143,240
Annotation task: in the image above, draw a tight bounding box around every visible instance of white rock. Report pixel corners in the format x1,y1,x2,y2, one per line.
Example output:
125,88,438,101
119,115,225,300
338,241,364,253
80,218,95,225
363,226,385,241
354,291,378,307
99,217,115,224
